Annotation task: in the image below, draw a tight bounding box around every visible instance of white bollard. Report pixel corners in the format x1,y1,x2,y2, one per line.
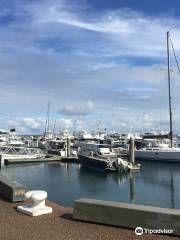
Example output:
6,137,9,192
17,190,53,216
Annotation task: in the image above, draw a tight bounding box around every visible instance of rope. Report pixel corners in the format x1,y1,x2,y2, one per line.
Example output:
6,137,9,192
169,34,180,133
169,36,180,75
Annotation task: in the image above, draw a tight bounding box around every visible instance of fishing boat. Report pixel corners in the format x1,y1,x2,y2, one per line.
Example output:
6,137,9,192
136,32,180,162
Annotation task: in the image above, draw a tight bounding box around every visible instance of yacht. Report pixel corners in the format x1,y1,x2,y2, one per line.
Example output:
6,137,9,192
7,129,25,147
136,146,180,162
136,32,180,162
0,128,25,147
78,142,135,172
77,130,94,141
0,129,8,146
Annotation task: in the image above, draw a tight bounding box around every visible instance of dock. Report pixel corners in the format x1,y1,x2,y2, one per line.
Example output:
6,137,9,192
0,194,178,240
3,155,80,165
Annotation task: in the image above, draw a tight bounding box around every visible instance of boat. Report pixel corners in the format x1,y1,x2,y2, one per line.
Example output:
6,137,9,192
135,147,180,162
47,138,67,156
0,128,25,147
136,32,180,162
78,142,135,172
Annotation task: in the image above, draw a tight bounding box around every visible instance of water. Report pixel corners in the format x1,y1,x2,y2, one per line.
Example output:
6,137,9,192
1,161,180,208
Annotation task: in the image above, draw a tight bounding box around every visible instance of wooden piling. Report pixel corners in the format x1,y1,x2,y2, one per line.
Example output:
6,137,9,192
129,137,135,166
67,138,71,157
64,140,67,157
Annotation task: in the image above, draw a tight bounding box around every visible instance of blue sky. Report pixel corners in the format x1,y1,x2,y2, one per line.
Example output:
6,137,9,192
87,0,180,16
1,0,180,134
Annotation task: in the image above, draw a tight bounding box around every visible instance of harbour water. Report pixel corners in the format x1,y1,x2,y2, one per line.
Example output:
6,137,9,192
1,161,180,209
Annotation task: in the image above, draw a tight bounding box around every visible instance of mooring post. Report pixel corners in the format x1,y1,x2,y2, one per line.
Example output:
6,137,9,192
65,140,68,157
129,136,135,166
67,137,71,157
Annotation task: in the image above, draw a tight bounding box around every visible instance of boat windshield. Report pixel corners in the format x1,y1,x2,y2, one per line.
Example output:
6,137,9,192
98,145,110,148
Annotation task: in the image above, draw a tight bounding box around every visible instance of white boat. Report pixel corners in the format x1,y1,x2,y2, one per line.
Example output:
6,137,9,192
0,127,25,147
136,147,180,162
77,130,94,141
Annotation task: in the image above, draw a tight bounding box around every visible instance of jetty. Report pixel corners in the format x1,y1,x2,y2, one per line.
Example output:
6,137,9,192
2,155,79,165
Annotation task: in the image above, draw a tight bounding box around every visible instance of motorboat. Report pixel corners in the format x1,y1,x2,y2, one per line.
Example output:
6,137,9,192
47,139,67,156
78,142,135,172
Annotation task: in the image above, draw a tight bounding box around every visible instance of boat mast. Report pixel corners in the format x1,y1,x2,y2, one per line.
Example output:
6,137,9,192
167,31,173,147
47,100,50,137
44,100,50,138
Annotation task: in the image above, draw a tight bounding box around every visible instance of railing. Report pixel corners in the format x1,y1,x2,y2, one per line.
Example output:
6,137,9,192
0,146,44,155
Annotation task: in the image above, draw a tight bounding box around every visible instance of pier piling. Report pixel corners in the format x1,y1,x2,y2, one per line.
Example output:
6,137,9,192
129,137,135,165
67,138,71,157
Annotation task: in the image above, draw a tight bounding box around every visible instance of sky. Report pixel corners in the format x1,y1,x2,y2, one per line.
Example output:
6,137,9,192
1,0,180,134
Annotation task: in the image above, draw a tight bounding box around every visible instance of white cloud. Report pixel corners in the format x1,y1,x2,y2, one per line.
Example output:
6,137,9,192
57,118,73,130
0,1,180,133
22,117,44,130
59,101,95,116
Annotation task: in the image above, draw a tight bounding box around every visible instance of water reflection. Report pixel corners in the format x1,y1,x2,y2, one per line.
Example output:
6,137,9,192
170,172,174,209
78,166,108,194
0,161,179,208
129,173,136,204
135,161,180,209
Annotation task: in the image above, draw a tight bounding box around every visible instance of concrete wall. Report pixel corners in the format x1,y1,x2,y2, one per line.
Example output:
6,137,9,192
73,198,180,236
0,174,27,202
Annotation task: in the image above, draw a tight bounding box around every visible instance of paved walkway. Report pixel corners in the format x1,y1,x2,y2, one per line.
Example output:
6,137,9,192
0,195,179,240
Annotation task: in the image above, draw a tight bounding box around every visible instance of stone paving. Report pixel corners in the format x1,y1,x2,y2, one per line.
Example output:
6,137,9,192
0,195,179,240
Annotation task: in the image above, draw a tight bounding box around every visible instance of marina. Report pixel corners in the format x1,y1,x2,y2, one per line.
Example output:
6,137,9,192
1,0,180,238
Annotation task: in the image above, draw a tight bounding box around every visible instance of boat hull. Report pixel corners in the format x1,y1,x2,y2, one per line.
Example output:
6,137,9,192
135,149,180,162
78,154,112,170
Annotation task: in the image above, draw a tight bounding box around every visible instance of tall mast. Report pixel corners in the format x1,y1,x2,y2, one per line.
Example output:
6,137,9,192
167,31,173,147
44,100,50,138
47,100,50,136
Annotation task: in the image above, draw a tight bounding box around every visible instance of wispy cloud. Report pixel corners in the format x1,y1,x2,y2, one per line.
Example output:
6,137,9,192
59,101,95,116
27,1,180,58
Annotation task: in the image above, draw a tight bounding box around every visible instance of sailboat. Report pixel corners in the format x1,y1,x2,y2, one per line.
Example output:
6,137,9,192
136,31,180,162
